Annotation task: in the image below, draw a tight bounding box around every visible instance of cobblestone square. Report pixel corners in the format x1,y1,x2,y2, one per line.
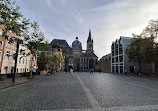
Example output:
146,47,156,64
1,72,158,111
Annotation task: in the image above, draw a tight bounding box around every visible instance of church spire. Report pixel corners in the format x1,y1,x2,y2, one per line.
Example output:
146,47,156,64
87,29,92,43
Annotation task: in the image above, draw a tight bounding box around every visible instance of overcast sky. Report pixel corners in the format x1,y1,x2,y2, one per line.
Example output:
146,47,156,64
16,0,158,59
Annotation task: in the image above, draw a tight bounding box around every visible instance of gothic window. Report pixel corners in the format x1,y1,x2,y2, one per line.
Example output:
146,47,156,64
89,58,94,69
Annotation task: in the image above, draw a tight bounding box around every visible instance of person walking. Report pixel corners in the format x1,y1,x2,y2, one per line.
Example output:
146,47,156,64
70,68,73,76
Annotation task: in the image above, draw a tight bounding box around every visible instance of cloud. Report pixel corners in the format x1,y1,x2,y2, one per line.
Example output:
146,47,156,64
16,0,158,59
88,0,135,11
45,0,59,14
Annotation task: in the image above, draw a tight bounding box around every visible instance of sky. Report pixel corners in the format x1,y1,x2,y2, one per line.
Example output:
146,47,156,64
16,0,158,59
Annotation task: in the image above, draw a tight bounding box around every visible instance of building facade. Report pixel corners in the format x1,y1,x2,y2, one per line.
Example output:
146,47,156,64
111,36,133,74
16,44,37,73
98,53,111,73
0,25,6,73
111,36,155,74
1,30,18,74
50,30,98,71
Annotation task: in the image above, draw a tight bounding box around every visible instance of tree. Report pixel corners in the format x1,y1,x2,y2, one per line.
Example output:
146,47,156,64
140,36,154,73
126,35,143,73
1,0,29,82
0,0,29,36
1,0,46,81
23,21,45,55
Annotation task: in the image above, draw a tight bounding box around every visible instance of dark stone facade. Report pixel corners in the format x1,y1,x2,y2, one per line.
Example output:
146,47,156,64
50,30,98,71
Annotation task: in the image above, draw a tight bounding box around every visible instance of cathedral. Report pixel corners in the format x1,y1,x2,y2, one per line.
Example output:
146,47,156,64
50,30,98,71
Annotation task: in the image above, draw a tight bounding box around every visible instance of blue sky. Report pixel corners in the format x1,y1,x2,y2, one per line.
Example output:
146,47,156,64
16,0,158,59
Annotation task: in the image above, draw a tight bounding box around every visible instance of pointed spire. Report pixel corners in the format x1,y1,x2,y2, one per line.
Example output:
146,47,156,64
87,29,92,42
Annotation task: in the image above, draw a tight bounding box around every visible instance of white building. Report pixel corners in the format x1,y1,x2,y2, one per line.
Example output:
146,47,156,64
111,36,133,74
17,44,37,73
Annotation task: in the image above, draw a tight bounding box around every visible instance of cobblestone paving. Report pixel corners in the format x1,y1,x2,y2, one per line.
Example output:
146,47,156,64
1,72,158,111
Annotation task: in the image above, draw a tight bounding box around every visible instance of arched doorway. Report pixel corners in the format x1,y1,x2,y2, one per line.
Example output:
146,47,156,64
89,58,94,69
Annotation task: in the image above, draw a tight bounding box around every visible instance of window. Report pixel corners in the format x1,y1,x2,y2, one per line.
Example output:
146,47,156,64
16,69,18,73
12,53,15,60
23,58,25,64
14,41,17,47
19,58,21,64
6,50,10,60
4,66,8,74
0,29,4,35
0,40,3,49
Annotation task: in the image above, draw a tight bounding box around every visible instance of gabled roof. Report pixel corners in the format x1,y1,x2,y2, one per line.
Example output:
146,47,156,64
81,52,98,58
50,39,69,47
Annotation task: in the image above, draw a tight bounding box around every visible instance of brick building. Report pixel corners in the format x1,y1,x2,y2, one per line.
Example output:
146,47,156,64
98,53,111,73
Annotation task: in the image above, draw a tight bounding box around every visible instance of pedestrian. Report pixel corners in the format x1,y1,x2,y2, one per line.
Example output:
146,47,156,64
125,70,127,75
70,68,73,76
90,69,91,73
137,71,140,76
91,69,93,73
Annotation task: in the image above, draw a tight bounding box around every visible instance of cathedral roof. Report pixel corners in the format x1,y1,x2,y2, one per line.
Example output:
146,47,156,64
81,52,98,58
72,37,82,49
50,39,69,47
87,29,93,43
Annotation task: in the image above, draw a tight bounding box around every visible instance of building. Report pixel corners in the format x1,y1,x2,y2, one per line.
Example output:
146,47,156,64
111,36,133,73
1,29,18,74
98,53,111,73
50,39,71,70
111,36,155,74
0,25,6,73
17,44,29,73
16,44,37,74
50,30,98,71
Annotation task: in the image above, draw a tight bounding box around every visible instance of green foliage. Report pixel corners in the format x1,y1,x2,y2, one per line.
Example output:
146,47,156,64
140,36,154,63
23,21,45,54
0,0,29,36
126,35,158,73
125,36,142,63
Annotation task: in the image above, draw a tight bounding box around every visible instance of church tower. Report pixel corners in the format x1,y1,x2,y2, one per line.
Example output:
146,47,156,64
87,29,93,54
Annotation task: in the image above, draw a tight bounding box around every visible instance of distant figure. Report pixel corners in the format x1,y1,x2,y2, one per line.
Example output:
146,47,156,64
90,69,93,73
70,68,73,76
137,71,140,76
125,70,127,75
